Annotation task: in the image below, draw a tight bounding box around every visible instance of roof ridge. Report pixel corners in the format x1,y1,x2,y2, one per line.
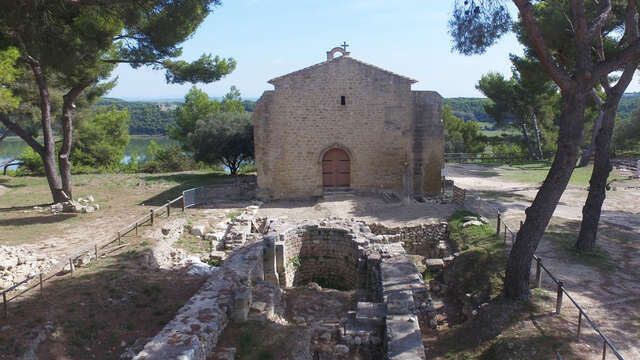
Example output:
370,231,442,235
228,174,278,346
268,56,417,84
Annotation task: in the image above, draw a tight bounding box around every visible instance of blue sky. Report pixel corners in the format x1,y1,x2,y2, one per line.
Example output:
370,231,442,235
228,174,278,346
106,0,640,101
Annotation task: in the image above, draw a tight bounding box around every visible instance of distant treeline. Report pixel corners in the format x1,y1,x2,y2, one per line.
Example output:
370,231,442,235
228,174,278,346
443,98,495,127
89,95,640,136
95,98,257,135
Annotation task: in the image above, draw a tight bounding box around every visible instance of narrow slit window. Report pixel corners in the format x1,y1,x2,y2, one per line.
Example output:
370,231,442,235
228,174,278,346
340,96,346,106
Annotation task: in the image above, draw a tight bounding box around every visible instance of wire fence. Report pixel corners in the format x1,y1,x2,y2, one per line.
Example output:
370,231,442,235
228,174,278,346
460,186,624,360
1,187,203,319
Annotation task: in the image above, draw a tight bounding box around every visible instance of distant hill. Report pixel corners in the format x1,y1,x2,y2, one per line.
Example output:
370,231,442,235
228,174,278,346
617,92,640,120
96,98,258,135
96,98,178,135
444,97,495,127
92,94,639,136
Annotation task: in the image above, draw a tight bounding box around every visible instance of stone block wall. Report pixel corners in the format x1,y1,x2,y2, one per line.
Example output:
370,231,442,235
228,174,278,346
277,225,362,289
369,222,449,258
254,55,443,199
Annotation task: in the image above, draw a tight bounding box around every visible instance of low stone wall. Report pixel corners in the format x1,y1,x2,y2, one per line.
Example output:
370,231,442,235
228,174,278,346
369,222,449,258
263,218,431,360
133,242,266,360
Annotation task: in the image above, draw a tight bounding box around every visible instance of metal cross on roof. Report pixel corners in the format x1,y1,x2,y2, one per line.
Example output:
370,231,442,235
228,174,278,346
341,42,349,51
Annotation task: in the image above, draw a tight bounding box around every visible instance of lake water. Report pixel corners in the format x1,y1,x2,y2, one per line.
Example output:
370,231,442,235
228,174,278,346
0,136,176,170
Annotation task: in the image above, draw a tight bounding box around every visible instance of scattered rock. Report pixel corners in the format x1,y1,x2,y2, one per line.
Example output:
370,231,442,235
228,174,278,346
161,226,171,236
462,220,484,228
190,225,206,237
334,344,349,354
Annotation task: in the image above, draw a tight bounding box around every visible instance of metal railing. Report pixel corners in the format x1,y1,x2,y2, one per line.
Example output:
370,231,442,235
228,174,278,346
495,213,624,360
1,187,203,319
445,152,555,164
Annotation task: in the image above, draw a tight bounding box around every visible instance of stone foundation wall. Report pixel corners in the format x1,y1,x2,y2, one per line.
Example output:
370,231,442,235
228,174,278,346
280,225,362,289
133,242,267,360
263,218,431,360
369,222,449,258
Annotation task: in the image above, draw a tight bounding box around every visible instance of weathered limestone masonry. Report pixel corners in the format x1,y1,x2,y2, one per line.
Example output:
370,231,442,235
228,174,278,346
136,218,439,360
133,242,270,360
369,222,449,258
263,218,435,360
254,47,443,200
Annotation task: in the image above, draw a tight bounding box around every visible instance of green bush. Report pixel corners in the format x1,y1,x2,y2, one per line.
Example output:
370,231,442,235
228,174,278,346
16,147,45,176
139,143,198,173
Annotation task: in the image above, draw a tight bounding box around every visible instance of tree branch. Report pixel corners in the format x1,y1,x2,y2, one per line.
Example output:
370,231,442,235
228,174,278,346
0,113,44,153
591,0,640,86
588,0,612,41
513,0,574,91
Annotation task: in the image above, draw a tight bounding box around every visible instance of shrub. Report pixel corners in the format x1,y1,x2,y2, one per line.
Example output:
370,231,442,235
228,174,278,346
16,147,45,176
140,144,198,173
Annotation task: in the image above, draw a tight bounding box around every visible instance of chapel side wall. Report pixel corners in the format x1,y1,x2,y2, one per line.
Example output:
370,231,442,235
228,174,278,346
411,91,443,195
257,58,414,199
253,91,276,199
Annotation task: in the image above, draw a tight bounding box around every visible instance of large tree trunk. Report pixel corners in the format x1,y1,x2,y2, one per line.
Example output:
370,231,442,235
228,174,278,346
504,91,586,300
25,57,69,203
575,61,637,251
532,113,543,159
575,102,616,251
578,90,605,167
58,82,92,199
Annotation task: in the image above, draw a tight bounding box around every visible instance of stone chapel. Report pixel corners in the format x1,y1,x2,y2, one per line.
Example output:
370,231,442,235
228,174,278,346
253,45,444,200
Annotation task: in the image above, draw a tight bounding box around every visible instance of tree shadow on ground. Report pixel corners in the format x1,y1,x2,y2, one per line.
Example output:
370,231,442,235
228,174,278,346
0,203,52,213
428,298,589,360
0,245,204,360
0,214,76,226
0,177,29,189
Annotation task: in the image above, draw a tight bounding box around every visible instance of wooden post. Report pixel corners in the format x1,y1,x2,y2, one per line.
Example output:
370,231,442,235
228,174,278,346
39,274,44,298
167,200,171,217
150,209,154,226
117,231,121,245
3,292,7,317
602,340,607,360
181,196,186,212
69,258,74,276
95,243,98,261
535,257,543,288
496,212,501,235
577,311,582,341
504,224,507,244
135,222,138,236
556,280,564,314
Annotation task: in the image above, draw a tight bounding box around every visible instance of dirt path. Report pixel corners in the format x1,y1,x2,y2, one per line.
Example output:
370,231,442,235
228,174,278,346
257,194,459,226
447,163,640,359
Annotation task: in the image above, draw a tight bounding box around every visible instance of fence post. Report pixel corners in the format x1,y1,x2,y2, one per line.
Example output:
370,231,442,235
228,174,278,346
556,280,564,314
535,257,543,288
496,212,501,235
181,195,186,212
95,243,98,261
602,340,607,360
577,311,582,341
166,200,171,217
39,273,44,298
150,209,154,226
3,292,7,318
117,231,121,246
69,258,74,276
504,224,507,244
135,222,138,236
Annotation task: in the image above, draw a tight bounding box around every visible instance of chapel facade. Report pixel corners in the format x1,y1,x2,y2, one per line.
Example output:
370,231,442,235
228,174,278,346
253,46,444,200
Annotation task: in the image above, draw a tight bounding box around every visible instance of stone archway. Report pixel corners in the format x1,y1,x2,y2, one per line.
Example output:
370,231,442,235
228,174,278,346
322,148,350,187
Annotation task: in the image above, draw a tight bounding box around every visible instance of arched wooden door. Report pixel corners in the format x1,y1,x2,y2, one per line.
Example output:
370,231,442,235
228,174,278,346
322,148,350,187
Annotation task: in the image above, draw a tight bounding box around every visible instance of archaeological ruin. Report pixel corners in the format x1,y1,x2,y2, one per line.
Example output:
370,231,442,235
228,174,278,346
253,45,444,200
132,206,458,360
